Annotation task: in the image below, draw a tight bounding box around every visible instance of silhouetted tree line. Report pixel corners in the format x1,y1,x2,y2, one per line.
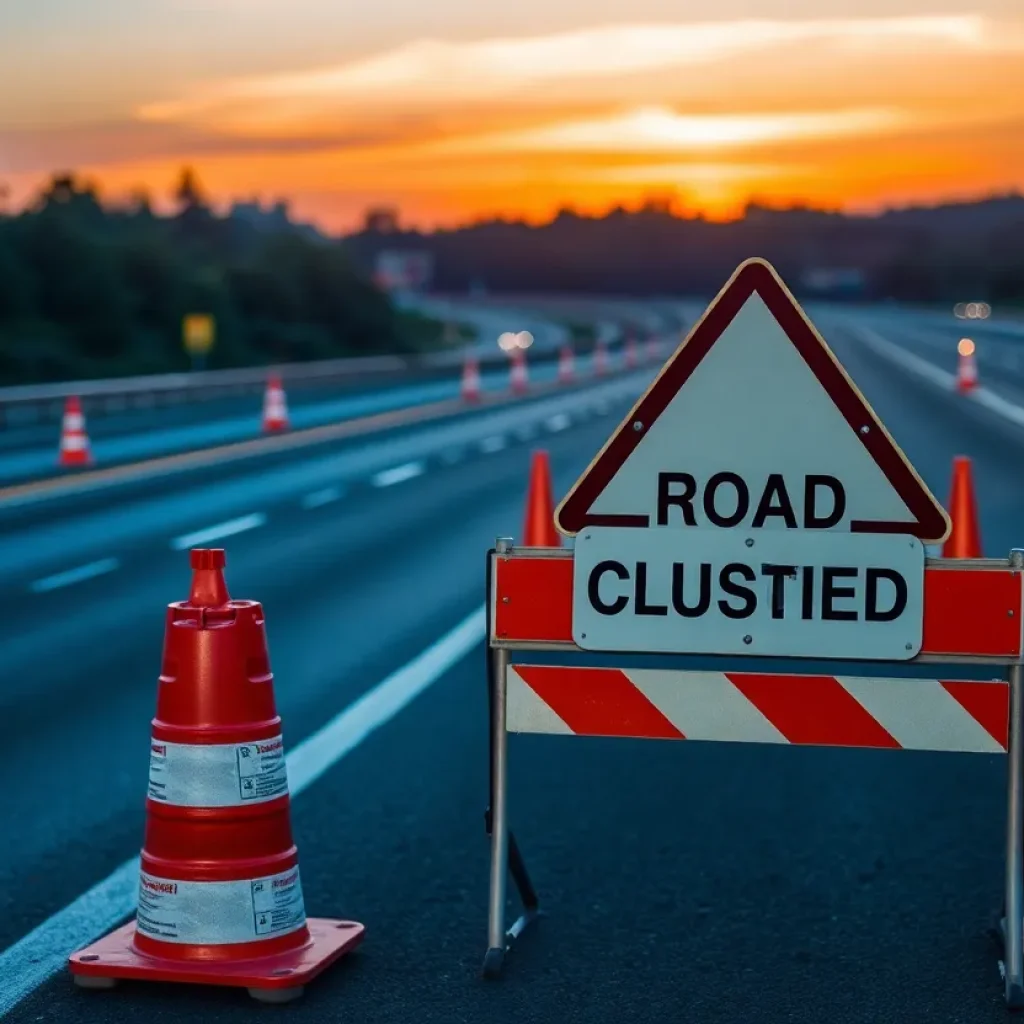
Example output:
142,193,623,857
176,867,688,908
0,170,442,385
346,195,1024,303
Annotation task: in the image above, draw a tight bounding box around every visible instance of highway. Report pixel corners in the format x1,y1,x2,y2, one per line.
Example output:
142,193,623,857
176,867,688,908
1,302,1022,1023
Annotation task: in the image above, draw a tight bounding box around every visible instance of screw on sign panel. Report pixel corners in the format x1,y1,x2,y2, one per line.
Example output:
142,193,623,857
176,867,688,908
68,549,364,1003
478,258,1024,1010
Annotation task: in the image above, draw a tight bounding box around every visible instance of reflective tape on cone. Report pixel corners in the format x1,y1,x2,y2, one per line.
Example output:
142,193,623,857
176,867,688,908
148,735,289,807
136,866,306,947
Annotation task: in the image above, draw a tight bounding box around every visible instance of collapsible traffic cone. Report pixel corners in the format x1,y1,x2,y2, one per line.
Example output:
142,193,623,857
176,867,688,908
510,349,528,395
942,456,982,558
69,549,364,1002
522,451,561,547
461,355,481,402
57,396,92,467
957,339,978,394
593,340,608,377
262,374,289,431
557,346,574,385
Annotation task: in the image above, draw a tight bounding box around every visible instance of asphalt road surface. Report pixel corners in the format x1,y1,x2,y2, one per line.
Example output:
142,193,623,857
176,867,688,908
2,305,1023,1023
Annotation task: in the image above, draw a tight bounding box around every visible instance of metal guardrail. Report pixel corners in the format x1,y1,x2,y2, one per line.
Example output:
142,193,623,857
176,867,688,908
0,345,576,428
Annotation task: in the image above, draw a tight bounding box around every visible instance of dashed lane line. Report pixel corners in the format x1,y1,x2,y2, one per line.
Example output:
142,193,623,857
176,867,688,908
29,558,120,594
170,512,267,551
371,461,426,488
479,435,507,453
301,485,344,509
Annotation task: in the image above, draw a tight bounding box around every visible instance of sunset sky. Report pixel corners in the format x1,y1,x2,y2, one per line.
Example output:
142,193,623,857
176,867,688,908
3,0,1024,230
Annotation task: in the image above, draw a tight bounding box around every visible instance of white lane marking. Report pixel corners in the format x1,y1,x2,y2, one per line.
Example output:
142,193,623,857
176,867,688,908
0,605,486,1019
479,435,507,453
545,412,571,432
170,512,266,551
301,486,343,509
29,558,120,594
371,460,426,488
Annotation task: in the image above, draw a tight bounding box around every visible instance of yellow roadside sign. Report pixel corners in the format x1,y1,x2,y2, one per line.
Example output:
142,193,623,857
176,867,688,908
182,314,215,355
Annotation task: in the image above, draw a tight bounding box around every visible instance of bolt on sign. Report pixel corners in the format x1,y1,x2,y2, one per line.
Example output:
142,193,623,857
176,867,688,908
182,314,215,356
556,258,950,661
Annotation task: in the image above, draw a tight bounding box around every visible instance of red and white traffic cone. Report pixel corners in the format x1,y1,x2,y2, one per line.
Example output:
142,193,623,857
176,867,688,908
510,349,528,395
557,346,575,385
957,340,978,394
69,549,364,1002
262,374,289,432
57,396,93,467
522,451,561,548
461,355,481,402
625,337,638,370
593,340,608,377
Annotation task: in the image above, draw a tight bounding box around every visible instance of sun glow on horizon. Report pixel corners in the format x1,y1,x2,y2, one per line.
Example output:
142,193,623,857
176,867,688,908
4,11,1024,230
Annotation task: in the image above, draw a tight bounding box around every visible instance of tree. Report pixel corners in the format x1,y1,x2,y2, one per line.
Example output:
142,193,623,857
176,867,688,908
175,166,206,212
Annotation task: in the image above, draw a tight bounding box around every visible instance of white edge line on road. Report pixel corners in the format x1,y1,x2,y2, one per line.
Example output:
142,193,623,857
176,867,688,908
29,558,120,594
301,486,343,510
169,512,266,551
0,604,487,1018
371,460,426,488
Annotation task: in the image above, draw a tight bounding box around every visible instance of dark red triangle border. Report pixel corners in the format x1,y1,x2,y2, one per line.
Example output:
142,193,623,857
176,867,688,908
555,259,950,543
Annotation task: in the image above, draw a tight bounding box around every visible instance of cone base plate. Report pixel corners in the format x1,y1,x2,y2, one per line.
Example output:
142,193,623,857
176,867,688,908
69,918,364,994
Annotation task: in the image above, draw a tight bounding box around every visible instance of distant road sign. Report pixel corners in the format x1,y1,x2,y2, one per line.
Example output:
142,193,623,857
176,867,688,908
182,314,215,356
558,257,950,660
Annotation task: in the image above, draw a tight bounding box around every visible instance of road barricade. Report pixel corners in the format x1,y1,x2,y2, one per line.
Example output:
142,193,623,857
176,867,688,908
483,543,1024,1001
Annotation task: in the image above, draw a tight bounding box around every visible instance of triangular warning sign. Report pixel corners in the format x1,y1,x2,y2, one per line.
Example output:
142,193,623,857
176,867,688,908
556,258,950,543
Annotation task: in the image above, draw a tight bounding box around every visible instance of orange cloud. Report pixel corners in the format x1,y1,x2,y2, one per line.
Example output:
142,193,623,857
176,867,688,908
6,14,1024,229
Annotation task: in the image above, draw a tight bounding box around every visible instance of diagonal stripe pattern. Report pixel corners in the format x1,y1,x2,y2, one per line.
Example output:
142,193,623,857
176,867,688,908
508,666,1008,753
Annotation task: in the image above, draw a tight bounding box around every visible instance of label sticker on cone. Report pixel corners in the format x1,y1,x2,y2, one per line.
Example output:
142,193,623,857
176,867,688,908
148,735,289,806
136,867,306,945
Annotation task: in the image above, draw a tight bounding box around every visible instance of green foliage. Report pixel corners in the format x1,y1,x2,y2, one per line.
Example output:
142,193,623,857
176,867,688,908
0,169,439,384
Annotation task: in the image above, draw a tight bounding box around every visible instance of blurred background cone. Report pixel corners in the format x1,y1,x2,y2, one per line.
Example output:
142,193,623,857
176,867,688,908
57,396,93,467
558,346,574,385
262,374,290,431
509,349,528,395
956,339,978,394
942,455,982,558
461,355,481,402
522,450,561,548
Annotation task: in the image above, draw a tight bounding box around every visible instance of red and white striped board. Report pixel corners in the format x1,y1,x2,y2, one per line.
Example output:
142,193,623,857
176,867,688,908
507,665,1009,753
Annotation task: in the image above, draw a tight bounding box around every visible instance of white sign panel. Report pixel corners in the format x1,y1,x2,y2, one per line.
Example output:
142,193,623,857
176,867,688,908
572,527,925,660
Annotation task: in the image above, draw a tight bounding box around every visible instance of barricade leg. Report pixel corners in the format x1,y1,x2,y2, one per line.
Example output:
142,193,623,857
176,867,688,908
483,645,542,977
483,541,542,978
1006,660,1024,1008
